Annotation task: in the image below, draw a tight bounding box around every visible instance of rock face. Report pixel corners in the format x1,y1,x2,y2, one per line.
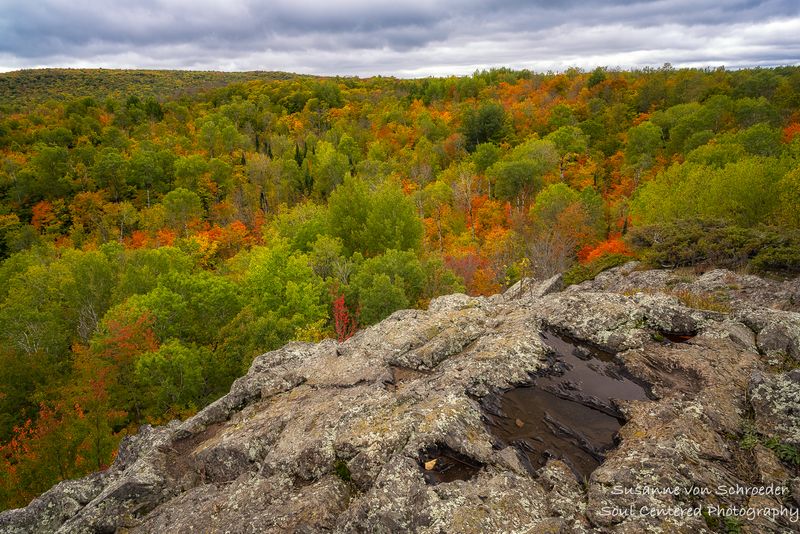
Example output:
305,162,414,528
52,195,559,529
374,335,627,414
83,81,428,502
3,264,800,533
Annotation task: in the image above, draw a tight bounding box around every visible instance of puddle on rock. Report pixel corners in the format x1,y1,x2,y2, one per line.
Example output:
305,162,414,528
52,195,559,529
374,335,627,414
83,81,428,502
418,444,483,484
483,330,650,480
662,332,695,344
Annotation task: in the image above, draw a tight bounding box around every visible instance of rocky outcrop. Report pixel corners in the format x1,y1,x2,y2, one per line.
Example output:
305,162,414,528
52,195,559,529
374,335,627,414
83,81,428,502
2,265,800,533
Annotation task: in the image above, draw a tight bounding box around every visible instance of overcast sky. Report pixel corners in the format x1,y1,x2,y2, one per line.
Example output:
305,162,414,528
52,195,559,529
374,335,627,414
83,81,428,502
0,0,798,76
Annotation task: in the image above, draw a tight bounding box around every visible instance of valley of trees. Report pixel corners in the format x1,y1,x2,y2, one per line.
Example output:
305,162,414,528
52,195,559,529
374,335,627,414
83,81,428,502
1,65,799,509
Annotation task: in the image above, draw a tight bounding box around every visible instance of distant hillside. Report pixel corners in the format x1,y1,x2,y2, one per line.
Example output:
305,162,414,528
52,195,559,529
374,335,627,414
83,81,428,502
0,68,302,107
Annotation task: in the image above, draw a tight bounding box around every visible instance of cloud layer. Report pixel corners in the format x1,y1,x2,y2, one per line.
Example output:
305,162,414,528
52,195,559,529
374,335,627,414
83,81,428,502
0,0,798,76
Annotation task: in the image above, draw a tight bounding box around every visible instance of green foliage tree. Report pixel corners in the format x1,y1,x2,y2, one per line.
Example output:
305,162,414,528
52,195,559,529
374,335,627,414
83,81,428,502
162,188,203,236
158,271,242,346
462,102,509,151
530,183,580,226
173,155,209,192
328,175,371,254
736,123,781,156
134,340,209,417
473,142,501,173
587,67,607,88
546,126,588,179
778,167,800,228
272,201,329,252
128,150,167,206
309,235,346,280
625,121,663,173
29,145,70,199
354,272,407,325
488,160,544,203
631,157,787,227
112,246,193,302
92,148,129,201
350,249,424,324
312,141,350,198
221,242,327,368
198,114,243,157
361,182,423,256
105,286,188,343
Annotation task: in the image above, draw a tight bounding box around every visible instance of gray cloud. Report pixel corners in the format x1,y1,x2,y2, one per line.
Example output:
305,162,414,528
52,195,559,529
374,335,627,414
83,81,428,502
0,0,797,75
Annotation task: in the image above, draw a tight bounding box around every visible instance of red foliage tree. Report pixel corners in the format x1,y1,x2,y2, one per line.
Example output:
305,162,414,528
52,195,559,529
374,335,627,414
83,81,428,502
30,200,56,232
331,291,359,342
578,237,633,264
0,402,86,508
783,122,800,144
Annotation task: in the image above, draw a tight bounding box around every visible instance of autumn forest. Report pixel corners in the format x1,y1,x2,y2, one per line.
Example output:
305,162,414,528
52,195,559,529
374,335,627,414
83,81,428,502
1,65,799,509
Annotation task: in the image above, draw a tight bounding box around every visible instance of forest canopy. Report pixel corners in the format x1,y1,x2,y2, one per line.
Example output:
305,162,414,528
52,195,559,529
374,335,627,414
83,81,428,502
1,65,800,509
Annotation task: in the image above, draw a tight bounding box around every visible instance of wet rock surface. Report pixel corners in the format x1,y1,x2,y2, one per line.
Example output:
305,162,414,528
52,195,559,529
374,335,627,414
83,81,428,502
483,331,650,480
2,265,800,533
418,444,484,485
